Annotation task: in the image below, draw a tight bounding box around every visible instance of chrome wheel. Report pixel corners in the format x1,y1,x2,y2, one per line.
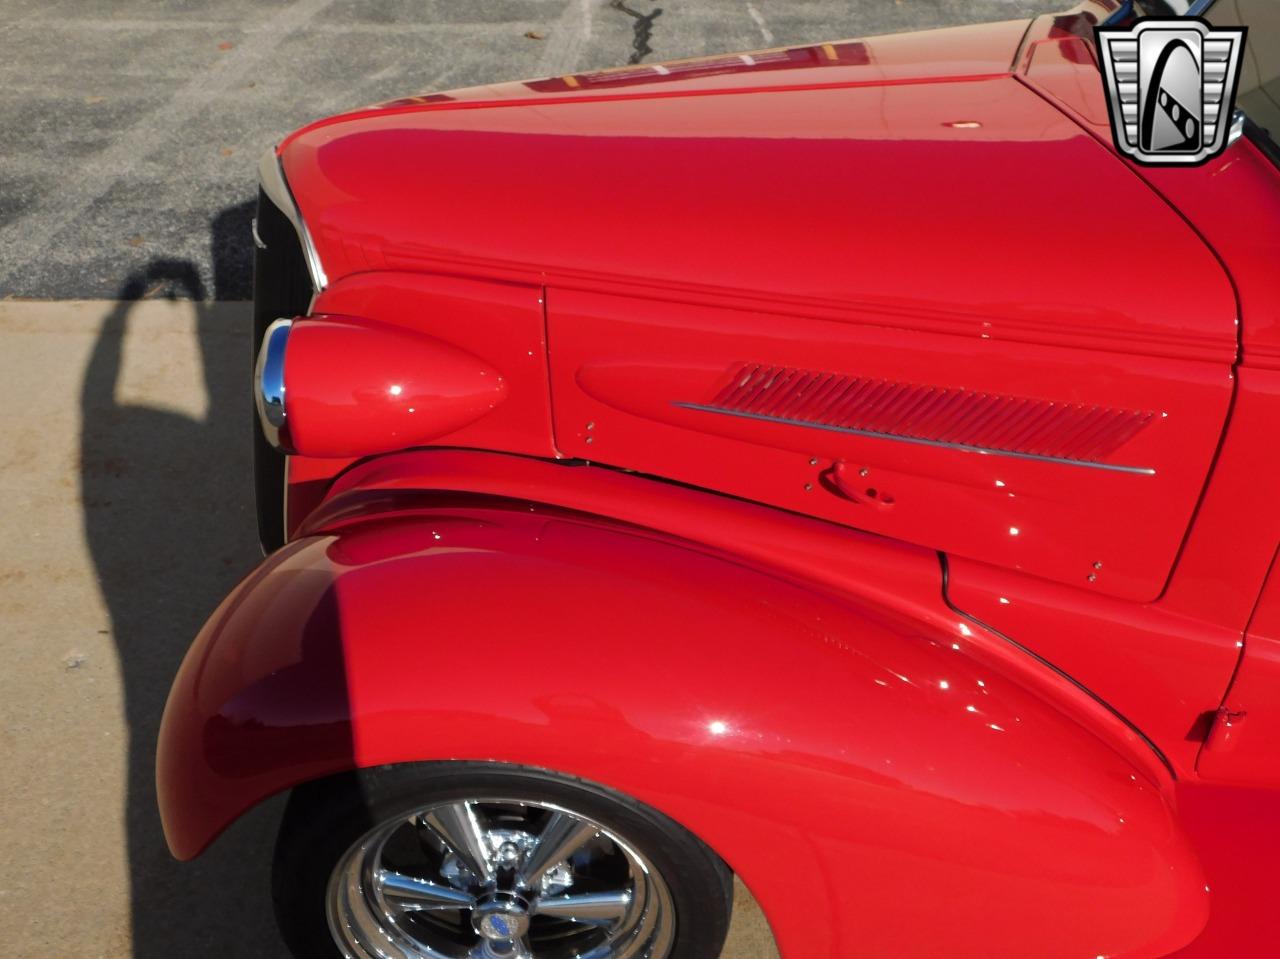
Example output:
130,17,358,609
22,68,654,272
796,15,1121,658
326,798,676,959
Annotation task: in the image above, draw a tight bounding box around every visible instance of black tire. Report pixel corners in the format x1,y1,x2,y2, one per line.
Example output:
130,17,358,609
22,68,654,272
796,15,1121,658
272,762,734,959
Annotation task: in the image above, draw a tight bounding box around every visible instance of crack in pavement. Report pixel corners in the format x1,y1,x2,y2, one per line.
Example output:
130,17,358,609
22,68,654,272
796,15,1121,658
611,0,664,65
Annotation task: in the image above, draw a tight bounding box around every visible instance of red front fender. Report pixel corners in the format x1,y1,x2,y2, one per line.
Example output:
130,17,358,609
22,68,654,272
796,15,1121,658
158,467,1206,959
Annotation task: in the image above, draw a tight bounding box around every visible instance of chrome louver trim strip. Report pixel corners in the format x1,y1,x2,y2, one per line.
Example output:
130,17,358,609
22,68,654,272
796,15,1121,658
257,146,329,295
674,402,1157,475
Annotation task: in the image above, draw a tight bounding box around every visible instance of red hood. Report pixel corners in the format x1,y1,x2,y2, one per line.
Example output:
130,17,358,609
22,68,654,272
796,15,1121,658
278,3,1232,364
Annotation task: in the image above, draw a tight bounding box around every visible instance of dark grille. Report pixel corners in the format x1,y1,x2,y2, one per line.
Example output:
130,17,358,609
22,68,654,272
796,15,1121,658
252,187,313,552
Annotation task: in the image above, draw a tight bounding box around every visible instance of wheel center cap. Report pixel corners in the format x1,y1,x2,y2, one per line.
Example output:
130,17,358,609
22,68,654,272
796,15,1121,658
473,896,531,941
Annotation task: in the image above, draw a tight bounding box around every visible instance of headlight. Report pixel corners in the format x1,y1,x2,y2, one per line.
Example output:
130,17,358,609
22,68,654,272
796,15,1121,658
253,314,508,458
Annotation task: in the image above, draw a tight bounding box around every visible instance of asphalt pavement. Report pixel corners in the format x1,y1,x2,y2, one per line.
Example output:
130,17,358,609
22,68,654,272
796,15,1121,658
0,0,1050,301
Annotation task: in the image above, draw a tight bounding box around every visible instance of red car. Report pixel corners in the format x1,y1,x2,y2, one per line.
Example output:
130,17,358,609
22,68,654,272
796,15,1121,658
157,1,1280,957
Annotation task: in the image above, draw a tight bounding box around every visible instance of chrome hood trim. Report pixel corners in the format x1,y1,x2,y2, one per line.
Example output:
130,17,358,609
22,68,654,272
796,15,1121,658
257,146,329,294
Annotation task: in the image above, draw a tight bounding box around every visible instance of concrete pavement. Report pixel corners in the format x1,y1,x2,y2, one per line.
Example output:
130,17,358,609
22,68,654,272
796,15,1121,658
0,296,780,957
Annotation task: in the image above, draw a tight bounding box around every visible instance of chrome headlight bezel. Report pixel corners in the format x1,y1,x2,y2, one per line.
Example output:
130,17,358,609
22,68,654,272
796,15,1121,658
254,317,294,452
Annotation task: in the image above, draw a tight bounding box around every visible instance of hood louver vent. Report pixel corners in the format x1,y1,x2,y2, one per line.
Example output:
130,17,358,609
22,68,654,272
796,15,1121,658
706,363,1155,465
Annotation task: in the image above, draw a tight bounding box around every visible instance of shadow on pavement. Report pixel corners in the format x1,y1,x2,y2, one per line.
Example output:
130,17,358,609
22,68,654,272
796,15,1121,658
79,200,288,958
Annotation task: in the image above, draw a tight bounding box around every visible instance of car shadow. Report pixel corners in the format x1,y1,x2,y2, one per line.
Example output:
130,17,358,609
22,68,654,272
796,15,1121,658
79,200,289,958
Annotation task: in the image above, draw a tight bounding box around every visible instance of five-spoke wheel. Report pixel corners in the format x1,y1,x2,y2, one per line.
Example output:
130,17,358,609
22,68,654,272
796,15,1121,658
273,764,733,959
329,797,672,958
